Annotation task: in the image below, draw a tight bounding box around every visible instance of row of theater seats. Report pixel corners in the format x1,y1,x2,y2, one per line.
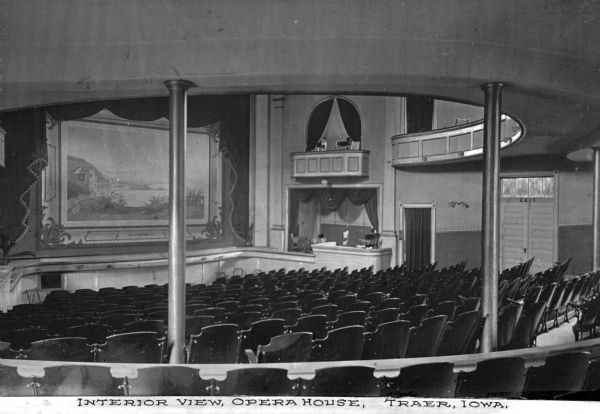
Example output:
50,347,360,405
0,262,487,361
0,310,482,363
1,350,599,399
1,260,598,364
496,264,600,349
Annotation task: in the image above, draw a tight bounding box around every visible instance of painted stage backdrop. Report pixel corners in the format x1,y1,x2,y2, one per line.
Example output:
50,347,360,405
61,121,210,227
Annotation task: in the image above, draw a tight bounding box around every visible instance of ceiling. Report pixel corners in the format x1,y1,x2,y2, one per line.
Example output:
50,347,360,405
3,0,600,157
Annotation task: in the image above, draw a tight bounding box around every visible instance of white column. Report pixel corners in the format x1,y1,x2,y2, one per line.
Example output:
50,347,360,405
383,97,406,266
269,95,286,250
253,95,270,247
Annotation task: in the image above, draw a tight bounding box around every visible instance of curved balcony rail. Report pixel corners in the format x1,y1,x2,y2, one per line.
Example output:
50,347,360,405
391,115,523,166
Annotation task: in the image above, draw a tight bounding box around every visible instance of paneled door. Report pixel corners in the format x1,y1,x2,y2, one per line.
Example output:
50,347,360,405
500,176,556,274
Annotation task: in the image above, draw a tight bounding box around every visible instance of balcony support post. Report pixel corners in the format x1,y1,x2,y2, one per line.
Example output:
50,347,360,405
480,82,503,353
165,79,193,364
593,147,600,270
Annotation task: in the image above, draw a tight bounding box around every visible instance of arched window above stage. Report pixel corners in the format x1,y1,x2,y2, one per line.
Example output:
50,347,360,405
306,97,361,152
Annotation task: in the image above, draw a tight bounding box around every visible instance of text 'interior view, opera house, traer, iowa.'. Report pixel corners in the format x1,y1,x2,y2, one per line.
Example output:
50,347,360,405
1,0,600,408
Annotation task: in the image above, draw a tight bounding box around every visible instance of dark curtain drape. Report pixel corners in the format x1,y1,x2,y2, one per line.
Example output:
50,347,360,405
406,95,434,133
405,208,431,270
289,189,317,237
346,188,378,231
47,95,250,245
314,188,347,213
0,109,48,258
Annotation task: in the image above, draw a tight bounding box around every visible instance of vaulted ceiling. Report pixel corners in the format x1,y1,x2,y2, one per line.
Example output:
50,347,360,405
3,0,600,157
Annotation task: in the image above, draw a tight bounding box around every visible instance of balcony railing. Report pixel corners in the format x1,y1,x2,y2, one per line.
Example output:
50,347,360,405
391,115,522,166
291,150,369,178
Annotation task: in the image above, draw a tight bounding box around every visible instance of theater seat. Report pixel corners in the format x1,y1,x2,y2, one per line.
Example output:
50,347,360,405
46,317,86,336
28,337,93,362
381,362,457,398
311,304,338,322
302,366,379,396
38,365,122,396
405,315,447,358
311,325,365,361
437,311,481,356
128,366,210,396
239,319,285,360
185,315,216,339
271,307,303,327
294,314,328,339
584,357,600,391
65,323,112,345
97,332,164,363
0,364,37,396
523,352,591,399
333,310,367,329
362,320,411,360
257,332,313,363
455,357,528,398
217,368,294,396
188,324,241,364
122,319,167,336
505,301,547,349
226,311,261,330
6,327,48,351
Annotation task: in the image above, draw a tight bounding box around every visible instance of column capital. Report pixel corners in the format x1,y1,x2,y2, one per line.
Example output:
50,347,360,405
480,82,505,93
164,79,194,91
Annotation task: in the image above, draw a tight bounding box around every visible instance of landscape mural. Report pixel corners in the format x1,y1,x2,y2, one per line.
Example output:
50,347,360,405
62,121,210,226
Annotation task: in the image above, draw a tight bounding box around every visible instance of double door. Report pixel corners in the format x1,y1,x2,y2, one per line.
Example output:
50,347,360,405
500,197,556,274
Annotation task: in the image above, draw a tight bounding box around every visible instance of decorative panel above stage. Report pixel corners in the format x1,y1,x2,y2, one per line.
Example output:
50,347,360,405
291,150,369,178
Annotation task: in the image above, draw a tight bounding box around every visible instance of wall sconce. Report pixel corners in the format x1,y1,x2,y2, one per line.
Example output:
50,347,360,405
448,201,469,209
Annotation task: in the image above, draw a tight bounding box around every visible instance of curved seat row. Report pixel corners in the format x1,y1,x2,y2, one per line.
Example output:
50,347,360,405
1,350,599,399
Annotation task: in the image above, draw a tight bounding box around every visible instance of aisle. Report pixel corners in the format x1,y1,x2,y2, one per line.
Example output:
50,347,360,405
536,318,578,347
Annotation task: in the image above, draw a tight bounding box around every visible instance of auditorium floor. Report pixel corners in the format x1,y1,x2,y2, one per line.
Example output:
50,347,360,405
536,318,578,347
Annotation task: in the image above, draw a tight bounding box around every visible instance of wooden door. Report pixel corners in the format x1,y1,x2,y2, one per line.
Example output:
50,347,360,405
500,198,555,273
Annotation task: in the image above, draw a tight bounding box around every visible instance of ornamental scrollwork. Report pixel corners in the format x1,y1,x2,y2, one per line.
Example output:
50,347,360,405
201,206,223,241
39,216,75,247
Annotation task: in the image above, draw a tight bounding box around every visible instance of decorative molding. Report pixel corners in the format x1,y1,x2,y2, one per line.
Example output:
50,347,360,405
558,221,593,227
436,226,481,233
44,143,57,202
201,206,224,241
292,150,369,178
39,216,78,247
380,230,396,238
206,122,220,143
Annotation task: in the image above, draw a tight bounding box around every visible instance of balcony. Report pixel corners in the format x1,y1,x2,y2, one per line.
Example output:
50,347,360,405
291,150,369,178
391,115,522,167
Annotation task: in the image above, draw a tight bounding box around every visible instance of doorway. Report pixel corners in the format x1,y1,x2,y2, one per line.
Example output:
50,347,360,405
500,175,557,274
401,204,436,269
